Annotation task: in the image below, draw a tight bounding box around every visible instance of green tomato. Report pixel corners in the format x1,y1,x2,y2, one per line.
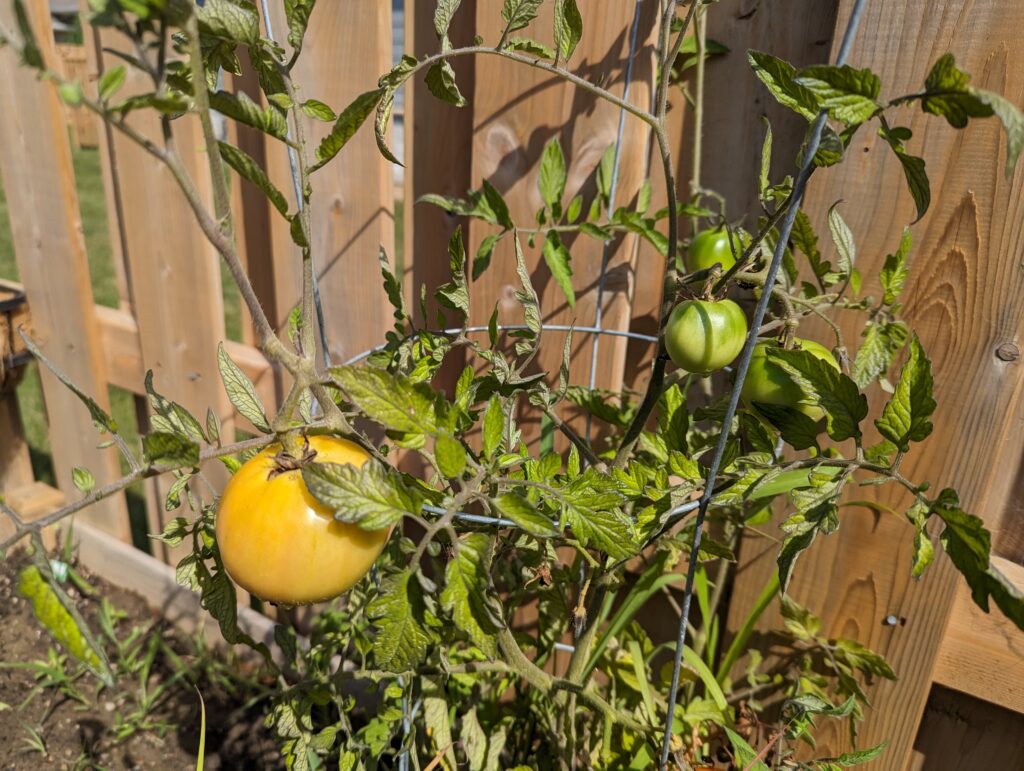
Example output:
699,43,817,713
664,299,748,374
741,338,839,420
686,228,751,273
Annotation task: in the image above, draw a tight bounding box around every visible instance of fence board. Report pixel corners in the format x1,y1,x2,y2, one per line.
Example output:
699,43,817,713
724,1,1024,766
88,24,233,563
468,2,658,446
54,44,98,149
0,0,129,539
263,2,394,364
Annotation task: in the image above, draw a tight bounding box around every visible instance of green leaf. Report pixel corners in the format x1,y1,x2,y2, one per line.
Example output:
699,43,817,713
768,349,868,442
513,232,541,352
754,403,822,451
473,233,500,279
879,120,930,221
790,208,828,282
780,595,821,640
434,0,463,39
436,226,470,316
20,333,118,434
375,89,402,165
217,342,271,433
482,180,514,229
460,707,488,770
553,0,582,61
209,90,288,140
504,36,556,59
827,203,855,276
482,395,505,459
777,502,838,591
18,565,110,680
724,727,769,771
11,0,43,69
538,138,566,216
880,227,912,306
368,571,435,671
492,492,559,536
302,459,419,530
284,0,316,53
971,88,1024,177
198,0,260,46
72,466,95,493
330,365,440,435
875,335,935,451
441,533,504,656
831,741,890,766
312,89,384,171
144,370,206,443
501,0,543,36
795,64,881,124
379,246,408,325
852,320,908,389
920,54,993,128
748,50,819,120
218,141,289,216
97,65,126,101
562,470,637,559
301,98,336,122
143,432,200,467
435,432,468,478
425,60,467,107
542,230,575,308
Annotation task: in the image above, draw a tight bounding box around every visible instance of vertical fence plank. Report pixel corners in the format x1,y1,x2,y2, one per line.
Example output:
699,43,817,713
90,24,233,563
264,2,394,364
468,2,657,446
0,0,129,539
724,1,1024,765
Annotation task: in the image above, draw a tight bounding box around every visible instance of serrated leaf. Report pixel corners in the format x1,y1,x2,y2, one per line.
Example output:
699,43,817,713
748,50,819,121
513,232,541,347
198,0,260,45
879,120,930,221
852,320,908,388
832,742,890,766
504,36,556,58
501,0,543,36
541,230,575,308
303,459,419,530
426,60,467,107
768,349,868,442
920,54,993,129
481,180,513,229
492,492,558,536
460,707,488,770
441,534,503,657
219,141,289,215
284,0,315,53
209,90,288,140
473,233,500,279
217,342,271,433
368,571,434,671
724,728,769,771
434,0,462,39
375,89,402,165
875,335,935,451
553,0,582,61
436,226,470,316
880,227,912,306
143,432,200,467
97,65,126,101
971,88,1024,177
827,202,855,275
538,137,566,216
562,471,637,558
795,64,881,124
482,395,505,459
754,403,821,451
435,432,468,478
330,365,440,435
312,88,384,171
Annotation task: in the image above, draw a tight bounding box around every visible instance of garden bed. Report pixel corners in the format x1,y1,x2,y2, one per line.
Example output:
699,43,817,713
0,547,279,769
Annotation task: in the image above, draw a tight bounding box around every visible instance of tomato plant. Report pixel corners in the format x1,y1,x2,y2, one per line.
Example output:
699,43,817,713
5,0,1024,770
215,436,390,606
664,298,748,374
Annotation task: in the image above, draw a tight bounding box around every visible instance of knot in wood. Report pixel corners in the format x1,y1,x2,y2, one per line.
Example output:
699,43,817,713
995,342,1019,362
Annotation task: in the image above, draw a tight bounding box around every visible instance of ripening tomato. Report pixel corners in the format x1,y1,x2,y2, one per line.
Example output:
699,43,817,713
664,299,748,374
741,338,839,420
215,436,390,605
686,227,750,273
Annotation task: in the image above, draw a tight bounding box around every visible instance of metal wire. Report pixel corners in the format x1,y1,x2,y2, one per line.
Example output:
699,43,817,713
257,0,332,371
585,0,646,447
657,1,869,766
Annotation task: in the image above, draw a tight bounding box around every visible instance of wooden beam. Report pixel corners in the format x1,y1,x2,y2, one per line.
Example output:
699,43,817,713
933,556,1024,714
0,0,130,540
725,1,1024,766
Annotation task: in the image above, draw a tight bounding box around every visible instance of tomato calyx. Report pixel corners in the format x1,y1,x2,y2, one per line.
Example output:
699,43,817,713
268,436,318,480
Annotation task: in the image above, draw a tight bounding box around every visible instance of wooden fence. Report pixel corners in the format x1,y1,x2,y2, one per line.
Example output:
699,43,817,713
0,1,1022,768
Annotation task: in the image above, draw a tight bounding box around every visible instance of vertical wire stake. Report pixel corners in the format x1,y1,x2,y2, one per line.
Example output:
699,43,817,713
657,0,868,767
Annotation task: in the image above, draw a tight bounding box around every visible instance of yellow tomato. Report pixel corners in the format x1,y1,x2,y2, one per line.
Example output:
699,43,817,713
215,436,390,605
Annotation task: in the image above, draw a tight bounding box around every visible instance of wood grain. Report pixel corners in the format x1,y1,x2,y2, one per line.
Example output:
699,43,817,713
0,0,129,539
725,1,1024,766
264,1,394,364
911,685,1024,770
467,2,660,448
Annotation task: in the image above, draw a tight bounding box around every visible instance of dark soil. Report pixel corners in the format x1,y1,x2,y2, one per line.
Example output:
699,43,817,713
0,551,282,769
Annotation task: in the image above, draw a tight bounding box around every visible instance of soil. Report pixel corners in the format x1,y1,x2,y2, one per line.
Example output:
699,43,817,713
0,551,281,770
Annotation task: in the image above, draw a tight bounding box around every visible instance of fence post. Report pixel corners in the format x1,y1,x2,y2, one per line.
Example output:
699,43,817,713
724,0,1024,765
0,0,130,541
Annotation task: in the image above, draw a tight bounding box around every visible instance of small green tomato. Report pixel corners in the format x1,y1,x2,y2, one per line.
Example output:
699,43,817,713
664,299,748,374
686,228,751,273
741,338,839,420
